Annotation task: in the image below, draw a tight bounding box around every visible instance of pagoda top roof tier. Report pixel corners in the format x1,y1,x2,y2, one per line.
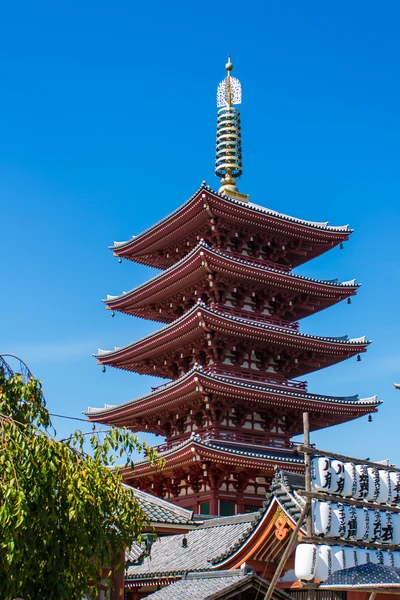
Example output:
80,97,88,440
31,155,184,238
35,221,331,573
95,302,369,379
111,185,352,269
105,241,358,323
85,365,380,434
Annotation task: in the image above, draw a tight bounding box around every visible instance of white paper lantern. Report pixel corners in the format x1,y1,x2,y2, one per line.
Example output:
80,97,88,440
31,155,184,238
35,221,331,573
383,550,395,567
353,507,369,540
357,548,369,566
379,511,393,544
342,462,356,497
354,464,369,499
392,551,400,569
343,546,357,569
294,544,317,581
391,512,400,544
331,546,345,573
331,460,345,494
311,457,332,492
312,500,330,535
315,545,332,582
370,510,383,542
376,470,390,504
370,549,384,565
389,472,400,505
343,505,356,539
366,467,379,502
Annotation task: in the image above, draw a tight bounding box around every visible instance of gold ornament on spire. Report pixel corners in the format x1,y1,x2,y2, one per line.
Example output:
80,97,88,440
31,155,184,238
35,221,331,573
215,56,248,201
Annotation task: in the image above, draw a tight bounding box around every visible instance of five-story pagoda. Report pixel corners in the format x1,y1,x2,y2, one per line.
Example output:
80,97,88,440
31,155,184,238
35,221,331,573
87,58,379,516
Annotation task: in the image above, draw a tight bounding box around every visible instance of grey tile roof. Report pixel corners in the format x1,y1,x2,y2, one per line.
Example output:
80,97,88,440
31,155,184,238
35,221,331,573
125,469,306,580
142,570,249,600
126,512,262,579
141,570,297,600
128,486,195,525
322,564,400,589
268,470,305,523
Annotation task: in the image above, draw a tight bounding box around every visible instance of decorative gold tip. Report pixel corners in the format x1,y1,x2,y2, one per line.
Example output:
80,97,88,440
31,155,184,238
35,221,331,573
215,56,248,202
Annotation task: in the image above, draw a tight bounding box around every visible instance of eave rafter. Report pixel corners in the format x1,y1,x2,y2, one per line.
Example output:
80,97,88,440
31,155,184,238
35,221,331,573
121,439,305,484
86,369,380,434
95,303,369,379
111,186,351,269
105,242,358,324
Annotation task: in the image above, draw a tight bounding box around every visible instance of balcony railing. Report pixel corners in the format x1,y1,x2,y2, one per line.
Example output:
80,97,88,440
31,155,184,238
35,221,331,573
149,430,297,456
205,365,307,391
213,304,299,330
228,250,291,273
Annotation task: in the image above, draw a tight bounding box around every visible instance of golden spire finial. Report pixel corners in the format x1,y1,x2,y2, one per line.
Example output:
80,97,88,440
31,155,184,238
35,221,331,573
225,55,233,106
215,56,248,202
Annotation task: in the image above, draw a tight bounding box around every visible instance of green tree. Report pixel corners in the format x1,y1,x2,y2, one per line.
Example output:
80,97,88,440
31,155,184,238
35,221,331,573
0,369,159,600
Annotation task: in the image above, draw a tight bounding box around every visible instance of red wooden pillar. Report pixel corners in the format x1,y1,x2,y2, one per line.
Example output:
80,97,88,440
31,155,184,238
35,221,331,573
110,550,125,600
210,492,218,516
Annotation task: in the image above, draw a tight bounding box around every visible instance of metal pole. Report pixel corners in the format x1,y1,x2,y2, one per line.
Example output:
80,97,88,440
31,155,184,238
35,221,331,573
303,412,312,538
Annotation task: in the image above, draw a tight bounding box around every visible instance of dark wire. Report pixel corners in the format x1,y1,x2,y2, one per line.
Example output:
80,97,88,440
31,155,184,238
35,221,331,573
49,412,88,423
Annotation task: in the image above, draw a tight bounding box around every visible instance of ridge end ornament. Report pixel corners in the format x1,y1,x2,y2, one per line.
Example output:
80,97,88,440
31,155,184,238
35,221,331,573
215,55,249,202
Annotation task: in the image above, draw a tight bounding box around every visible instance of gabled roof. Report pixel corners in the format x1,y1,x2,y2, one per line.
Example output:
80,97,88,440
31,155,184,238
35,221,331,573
95,302,369,378
126,512,261,580
111,185,351,269
268,470,305,524
125,469,306,582
128,485,195,526
142,569,294,600
142,570,250,600
104,241,358,323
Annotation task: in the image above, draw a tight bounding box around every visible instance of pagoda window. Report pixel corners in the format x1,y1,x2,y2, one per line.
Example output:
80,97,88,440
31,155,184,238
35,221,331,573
220,500,236,516
200,501,210,515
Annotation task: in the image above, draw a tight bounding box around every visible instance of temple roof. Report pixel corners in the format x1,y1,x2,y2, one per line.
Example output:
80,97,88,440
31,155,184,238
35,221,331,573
111,185,351,269
128,485,195,526
141,570,291,600
141,570,249,600
321,564,400,590
126,512,260,579
268,470,305,523
86,366,380,433
105,241,358,323
125,469,305,582
121,436,305,483
95,302,369,378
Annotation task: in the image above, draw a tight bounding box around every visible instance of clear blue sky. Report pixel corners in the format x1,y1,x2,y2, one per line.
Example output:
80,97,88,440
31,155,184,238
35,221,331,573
1,1,399,462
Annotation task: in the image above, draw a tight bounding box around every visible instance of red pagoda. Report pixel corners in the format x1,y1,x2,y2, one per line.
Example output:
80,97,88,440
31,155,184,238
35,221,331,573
87,57,379,517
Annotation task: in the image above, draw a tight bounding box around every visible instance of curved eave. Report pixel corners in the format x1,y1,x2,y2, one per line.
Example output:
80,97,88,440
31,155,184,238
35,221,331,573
94,304,369,374
111,185,352,268
104,242,358,321
122,439,305,479
85,368,380,427
213,497,302,570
